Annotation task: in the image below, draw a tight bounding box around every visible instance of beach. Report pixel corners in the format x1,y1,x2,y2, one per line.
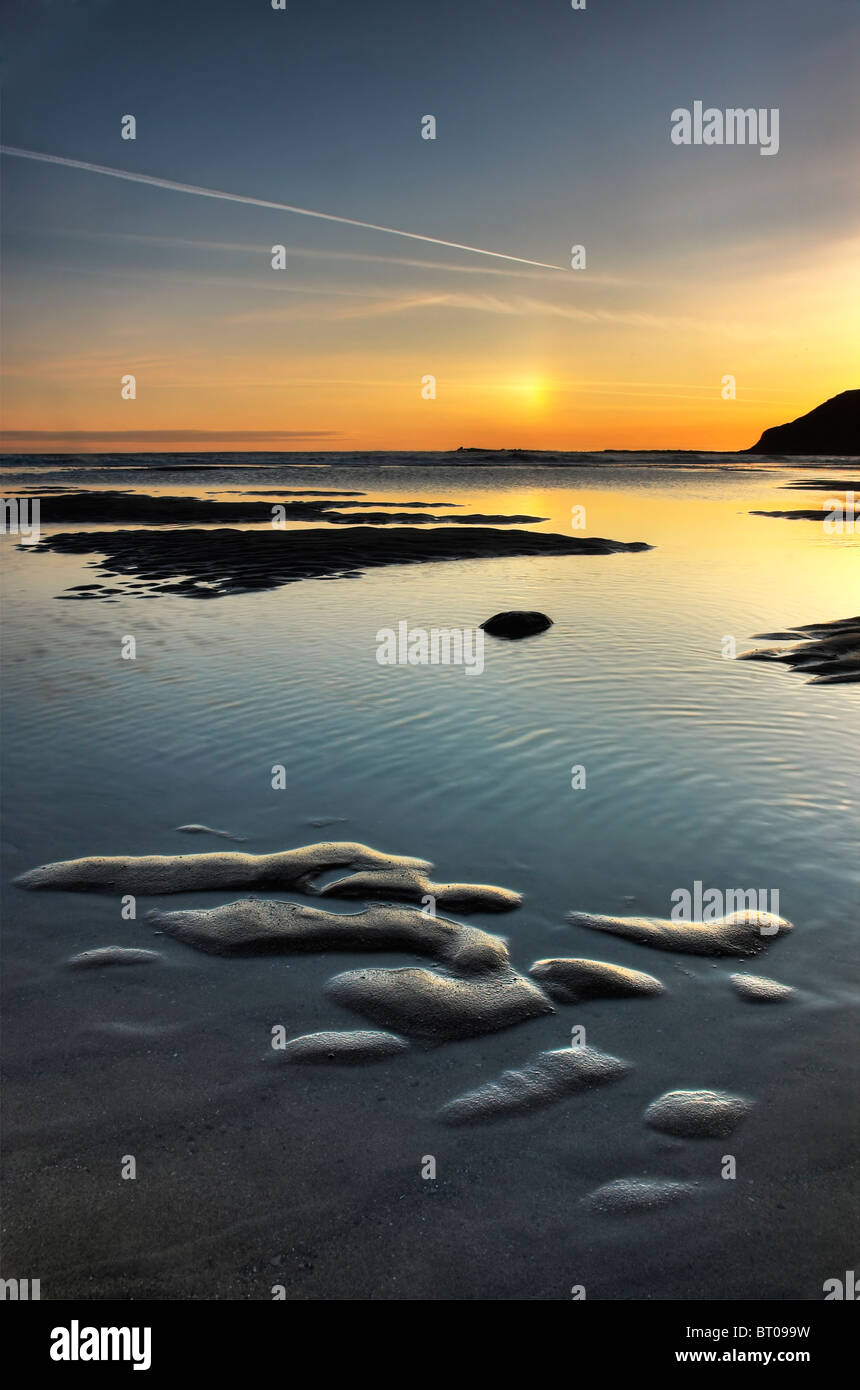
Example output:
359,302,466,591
2,451,858,1300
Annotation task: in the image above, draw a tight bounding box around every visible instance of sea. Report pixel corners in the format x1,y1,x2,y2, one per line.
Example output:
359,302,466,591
1,450,857,1300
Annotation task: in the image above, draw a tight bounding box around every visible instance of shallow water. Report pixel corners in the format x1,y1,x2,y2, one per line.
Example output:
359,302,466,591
1,455,858,1300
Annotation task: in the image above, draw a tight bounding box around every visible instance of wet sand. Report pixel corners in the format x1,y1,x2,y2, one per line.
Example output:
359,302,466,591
30,523,652,599
17,489,545,526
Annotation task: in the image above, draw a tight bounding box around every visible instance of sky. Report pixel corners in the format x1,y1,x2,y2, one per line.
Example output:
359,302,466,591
1,0,858,452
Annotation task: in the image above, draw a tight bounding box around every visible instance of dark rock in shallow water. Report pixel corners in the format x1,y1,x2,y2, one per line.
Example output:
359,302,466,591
480,611,553,639
585,1177,699,1214
730,973,795,1003
325,964,553,1040
529,957,664,1003
280,1030,408,1063
440,1044,629,1124
66,946,161,969
644,1089,753,1138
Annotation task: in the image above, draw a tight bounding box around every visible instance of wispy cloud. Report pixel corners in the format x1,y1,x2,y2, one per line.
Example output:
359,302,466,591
50,229,633,284
0,145,566,271
1,429,340,441
225,289,771,338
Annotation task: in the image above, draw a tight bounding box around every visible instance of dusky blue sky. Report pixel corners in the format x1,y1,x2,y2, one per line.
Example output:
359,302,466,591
2,0,857,449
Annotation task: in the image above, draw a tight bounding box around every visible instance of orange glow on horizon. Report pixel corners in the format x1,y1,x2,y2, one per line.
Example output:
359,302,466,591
3,232,857,453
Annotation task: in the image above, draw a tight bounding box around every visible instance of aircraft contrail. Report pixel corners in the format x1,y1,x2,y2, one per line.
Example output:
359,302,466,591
0,145,565,271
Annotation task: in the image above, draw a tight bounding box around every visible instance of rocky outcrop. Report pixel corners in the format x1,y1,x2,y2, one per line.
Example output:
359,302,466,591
746,390,859,455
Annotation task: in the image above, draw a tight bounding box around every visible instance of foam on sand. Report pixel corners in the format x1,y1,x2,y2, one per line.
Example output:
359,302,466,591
567,909,792,956
15,840,432,895
325,964,554,1040
175,823,248,843
585,1177,699,1214
528,957,664,1003
280,1030,409,1063
146,898,509,972
730,973,795,1003
316,867,521,913
644,1089,753,1138
440,1044,629,1124
66,946,162,969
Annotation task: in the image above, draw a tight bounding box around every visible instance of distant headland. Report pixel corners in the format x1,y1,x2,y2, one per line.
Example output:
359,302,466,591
746,390,859,455
452,390,858,459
